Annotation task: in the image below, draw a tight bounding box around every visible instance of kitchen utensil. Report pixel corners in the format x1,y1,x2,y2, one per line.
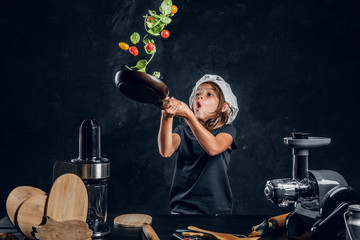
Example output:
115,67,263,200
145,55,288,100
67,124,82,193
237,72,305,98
16,194,47,239
46,173,88,222
187,226,260,240
6,186,46,226
182,231,213,238
114,214,152,227
53,119,111,237
34,216,92,240
249,212,290,237
142,223,160,240
115,70,169,109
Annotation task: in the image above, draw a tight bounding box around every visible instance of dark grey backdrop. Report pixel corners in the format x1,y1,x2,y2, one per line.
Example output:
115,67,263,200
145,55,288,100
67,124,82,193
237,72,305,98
1,0,360,216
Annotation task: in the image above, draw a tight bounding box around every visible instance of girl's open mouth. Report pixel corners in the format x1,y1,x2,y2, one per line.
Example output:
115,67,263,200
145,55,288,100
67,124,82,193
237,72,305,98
195,101,201,111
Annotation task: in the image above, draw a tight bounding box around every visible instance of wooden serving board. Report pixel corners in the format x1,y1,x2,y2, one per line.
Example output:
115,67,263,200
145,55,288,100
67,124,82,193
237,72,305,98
17,194,47,239
46,173,88,222
114,214,152,227
6,186,46,226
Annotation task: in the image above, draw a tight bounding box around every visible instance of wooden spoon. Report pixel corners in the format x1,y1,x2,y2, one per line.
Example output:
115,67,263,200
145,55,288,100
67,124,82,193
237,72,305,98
17,194,47,239
6,186,46,226
187,226,260,240
46,173,88,222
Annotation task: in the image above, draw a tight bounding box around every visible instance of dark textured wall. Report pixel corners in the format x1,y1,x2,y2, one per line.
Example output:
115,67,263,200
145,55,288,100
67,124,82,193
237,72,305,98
1,0,360,216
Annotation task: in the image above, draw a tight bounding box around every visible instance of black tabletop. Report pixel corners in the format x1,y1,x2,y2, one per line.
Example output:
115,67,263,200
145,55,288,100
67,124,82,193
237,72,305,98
0,214,288,240
101,214,288,240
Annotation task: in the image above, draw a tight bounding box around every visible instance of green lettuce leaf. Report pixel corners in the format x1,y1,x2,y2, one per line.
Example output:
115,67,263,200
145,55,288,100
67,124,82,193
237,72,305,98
130,32,140,44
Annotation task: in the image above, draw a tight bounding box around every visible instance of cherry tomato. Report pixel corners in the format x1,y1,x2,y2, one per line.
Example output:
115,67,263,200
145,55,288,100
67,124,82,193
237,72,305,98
146,43,154,52
171,5,178,14
147,16,154,22
118,42,129,50
161,30,170,39
129,46,139,56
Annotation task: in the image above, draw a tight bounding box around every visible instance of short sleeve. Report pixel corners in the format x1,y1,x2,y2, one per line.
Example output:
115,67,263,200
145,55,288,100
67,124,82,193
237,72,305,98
218,124,237,150
173,125,182,136
172,125,184,152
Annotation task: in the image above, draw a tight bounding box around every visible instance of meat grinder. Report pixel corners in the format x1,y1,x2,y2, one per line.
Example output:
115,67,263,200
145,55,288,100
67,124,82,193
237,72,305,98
264,132,360,239
53,119,111,237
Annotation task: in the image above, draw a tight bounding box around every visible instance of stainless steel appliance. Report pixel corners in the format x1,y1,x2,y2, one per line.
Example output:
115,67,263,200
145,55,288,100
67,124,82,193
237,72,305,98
264,132,360,239
53,119,111,237
344,204,360,240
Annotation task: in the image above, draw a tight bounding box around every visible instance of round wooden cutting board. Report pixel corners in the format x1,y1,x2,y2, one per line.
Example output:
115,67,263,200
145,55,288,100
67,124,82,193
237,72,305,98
46,173,88,222
6,186,46,226
17,194,47,239
114,214,152,227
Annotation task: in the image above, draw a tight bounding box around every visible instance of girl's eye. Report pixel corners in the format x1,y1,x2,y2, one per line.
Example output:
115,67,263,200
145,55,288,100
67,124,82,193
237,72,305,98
195,93,200,96
207,93,213,97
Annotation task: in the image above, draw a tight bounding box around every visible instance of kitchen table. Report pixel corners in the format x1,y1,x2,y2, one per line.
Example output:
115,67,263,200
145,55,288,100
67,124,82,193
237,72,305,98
0,214,290,240
102,214,288,240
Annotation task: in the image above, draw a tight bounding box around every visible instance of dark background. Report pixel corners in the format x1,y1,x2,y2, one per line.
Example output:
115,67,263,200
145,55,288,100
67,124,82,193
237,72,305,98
1,0,360,216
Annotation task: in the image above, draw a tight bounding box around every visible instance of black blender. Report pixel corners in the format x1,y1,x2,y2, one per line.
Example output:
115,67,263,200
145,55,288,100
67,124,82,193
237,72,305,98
53,119,111,237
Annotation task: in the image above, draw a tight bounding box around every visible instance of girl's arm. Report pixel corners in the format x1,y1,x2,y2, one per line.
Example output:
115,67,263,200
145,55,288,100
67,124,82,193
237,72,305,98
176,101,233,156
158,98,181,158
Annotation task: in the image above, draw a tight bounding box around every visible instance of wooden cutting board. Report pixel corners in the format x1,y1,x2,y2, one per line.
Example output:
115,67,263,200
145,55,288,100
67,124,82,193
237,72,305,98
114,214,152,227
6,186,46,226
46,173,88,222
17,194,47,239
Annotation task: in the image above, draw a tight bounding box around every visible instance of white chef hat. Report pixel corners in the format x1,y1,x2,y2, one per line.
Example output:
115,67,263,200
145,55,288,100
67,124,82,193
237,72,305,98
189,74,239,124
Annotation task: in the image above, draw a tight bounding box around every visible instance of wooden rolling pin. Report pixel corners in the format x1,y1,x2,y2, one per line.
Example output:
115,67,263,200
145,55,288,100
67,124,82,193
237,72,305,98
142,223,160,240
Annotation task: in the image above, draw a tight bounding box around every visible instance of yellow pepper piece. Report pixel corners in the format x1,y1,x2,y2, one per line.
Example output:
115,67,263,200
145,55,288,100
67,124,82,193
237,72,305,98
119,42,129,50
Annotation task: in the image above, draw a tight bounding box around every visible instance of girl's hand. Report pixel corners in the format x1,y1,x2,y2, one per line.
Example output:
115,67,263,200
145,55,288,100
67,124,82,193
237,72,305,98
162,97,180,119
174,100,191,119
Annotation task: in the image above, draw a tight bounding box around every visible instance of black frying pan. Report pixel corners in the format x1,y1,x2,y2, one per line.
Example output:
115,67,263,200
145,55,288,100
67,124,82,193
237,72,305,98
115,70,169,109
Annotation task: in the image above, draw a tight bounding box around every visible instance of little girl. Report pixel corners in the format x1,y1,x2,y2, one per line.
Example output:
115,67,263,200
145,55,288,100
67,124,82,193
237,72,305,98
158,74,239,215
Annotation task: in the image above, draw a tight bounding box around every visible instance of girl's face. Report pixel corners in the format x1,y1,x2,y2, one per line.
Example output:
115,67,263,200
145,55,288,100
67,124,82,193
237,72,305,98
192,83,220,121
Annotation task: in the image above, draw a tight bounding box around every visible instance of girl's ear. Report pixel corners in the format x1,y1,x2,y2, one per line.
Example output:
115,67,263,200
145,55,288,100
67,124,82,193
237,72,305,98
222,102,230,112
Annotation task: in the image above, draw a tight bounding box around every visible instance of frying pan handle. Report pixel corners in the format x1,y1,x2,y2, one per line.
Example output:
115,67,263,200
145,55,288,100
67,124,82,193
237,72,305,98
156,99,169,110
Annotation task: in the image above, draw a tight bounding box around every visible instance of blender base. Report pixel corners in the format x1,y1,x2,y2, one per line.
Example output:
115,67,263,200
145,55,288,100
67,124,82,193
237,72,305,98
89,222,111,238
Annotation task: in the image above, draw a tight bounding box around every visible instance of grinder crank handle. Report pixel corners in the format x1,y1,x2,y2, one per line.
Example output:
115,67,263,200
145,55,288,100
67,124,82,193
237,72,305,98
311,201,349,236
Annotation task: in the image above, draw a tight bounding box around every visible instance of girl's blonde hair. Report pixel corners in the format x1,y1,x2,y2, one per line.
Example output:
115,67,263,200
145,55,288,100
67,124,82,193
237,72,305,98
193,81,233,131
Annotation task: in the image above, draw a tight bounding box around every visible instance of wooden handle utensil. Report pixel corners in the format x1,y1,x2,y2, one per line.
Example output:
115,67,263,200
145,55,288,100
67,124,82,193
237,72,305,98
188,226,260,240
142,223,160,240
